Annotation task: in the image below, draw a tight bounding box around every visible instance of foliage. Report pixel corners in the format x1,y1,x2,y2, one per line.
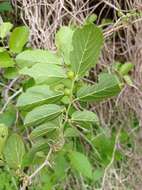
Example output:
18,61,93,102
0,21,126,189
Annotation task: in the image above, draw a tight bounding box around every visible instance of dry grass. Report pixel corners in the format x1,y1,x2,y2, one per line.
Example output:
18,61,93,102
11,0,142,189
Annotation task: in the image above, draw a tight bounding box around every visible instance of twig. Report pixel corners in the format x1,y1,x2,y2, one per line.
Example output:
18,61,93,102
101,128,121,189
20,148,52,190
0,88,22,114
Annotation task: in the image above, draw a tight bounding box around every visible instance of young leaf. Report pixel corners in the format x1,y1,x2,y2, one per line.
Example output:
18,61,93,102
118,62,134,75
71,110,98,123
55,26,74,65
4,133,25,169
24,104,63,126
0,22,13,39
9,26,29,53
16,49,62,68
70,24,103,77
0,51,15,68
77,73,122,102
17,85,64,110
19,63,67,85
68,151,93,179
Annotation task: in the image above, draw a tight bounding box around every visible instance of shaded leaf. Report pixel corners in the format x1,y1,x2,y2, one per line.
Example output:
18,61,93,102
4,133,25,169
68,151,93,179
22,140,49,167
0,1,12,12
0,124,8,155
64,127,79,137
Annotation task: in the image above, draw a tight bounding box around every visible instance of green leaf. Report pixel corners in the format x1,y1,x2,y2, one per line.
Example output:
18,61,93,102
0,51,15,68
71,110,98,123
0,1,12,12
17,85,64,110
22,140,49,167
30,121,58,140
70,24,103,77
54,152,68,180
16,49,62,68
9,26,29,53
68,151,93,179
24,104,63,126
0,124,8,155
119,62,134,75
0,107,16,127
92,134,115,165
4,67,19,79
19,63,67,85
77,73,122,102
0,47,5,52
0,22,13,39
4,133,25,169
64,127,79,137
93,168,104,182
55,26,74,65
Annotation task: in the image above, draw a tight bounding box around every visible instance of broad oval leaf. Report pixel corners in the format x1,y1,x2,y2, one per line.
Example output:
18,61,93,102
0,51,15,68
70,24,103,77
3,133,25,169
24,104,63,126
77,73,122,102
0,22,13,39
71,110,98,123
68,151,93,179
19,63,67,85
55,26,74,65
16,49,62,68
9,26,29,53
30,121,59,140
17,85,64,110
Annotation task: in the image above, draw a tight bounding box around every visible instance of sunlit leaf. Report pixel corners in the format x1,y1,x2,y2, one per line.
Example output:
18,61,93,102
16,49,62,68
0,51,15,68
9,26,29,53
70,24,103,77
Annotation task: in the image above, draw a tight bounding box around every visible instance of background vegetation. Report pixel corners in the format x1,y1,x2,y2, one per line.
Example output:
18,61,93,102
0,0,142,189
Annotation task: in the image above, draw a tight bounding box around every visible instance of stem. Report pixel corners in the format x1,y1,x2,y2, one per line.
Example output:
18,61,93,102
20,148,52,190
